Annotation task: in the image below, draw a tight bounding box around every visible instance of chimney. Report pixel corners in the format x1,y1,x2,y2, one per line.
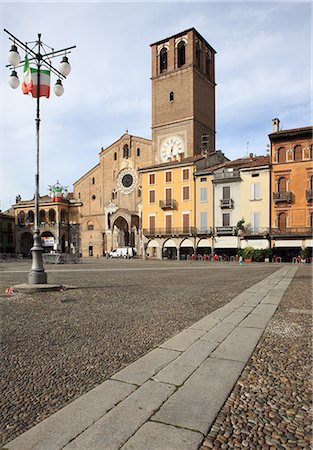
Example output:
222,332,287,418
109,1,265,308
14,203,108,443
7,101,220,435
272,118,280,133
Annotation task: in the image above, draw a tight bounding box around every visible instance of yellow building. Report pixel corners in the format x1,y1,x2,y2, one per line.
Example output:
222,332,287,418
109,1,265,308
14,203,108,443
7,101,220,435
140,151,227,259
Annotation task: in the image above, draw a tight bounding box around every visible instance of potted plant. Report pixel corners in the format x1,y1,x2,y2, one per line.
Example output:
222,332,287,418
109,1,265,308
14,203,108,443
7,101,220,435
243,246,254,262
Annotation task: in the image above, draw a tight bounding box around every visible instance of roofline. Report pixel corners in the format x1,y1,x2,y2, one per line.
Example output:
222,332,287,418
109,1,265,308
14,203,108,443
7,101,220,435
99,133,152,156
269,126,313,140
150,27,216,54
73,163,100,186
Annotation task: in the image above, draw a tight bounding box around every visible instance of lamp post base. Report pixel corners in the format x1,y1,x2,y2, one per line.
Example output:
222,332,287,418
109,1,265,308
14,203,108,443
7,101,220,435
28,229,47,285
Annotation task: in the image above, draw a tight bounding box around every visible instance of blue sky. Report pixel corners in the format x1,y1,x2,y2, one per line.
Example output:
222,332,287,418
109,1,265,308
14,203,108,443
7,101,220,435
0,1,311,211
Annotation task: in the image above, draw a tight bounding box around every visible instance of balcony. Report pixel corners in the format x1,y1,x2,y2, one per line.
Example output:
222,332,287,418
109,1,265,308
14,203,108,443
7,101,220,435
215,226,237,236
273,191,292,203
220,198,234,209
213,170,241,183
270,227,313,237
159,199,178,210
306,189,313,202
241,227,269,237
143,227,196,237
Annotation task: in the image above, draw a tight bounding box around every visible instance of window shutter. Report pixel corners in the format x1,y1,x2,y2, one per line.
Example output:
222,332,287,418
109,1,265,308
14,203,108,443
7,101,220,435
250,183,255,200
255,183,261,199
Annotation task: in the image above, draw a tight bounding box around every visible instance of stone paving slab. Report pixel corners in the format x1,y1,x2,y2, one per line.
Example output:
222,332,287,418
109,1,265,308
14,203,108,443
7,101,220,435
120,421,204,450
111,348,180,385
153,340,219,385
151,358,245,434
64,381,175,450
159,328,207,352
5,379,137,450
210,326,264,362
189,316,219,331
222,307,252,325
238,313,272,329
200,321,236,343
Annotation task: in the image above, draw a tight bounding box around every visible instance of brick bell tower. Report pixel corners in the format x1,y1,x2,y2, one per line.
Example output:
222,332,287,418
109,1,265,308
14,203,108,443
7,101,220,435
150,28,216,164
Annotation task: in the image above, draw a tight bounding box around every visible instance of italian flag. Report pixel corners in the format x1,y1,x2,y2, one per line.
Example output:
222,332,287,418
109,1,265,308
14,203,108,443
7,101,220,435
22,56,51,98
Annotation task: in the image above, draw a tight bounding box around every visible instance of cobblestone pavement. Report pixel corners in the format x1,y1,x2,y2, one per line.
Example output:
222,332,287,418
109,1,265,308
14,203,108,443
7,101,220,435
0,260,279,446
200,265,312,450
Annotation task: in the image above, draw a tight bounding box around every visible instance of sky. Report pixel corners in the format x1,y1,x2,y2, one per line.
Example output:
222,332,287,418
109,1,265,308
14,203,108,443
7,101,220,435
0,1,311,212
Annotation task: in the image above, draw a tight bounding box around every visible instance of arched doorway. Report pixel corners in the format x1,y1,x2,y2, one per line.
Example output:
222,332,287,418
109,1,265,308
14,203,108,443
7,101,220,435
21,232,32,257
163,239,177,260
180,238,194,260
113,216,130,248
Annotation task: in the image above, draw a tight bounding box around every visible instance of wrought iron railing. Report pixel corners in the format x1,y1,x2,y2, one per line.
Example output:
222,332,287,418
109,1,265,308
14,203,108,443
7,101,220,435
273,191,292,202
159,200,178,210
306,189,313,202
215,226,237,235
143,227,198,237
220,198,234,209
270,227,312,236
214,170,241,181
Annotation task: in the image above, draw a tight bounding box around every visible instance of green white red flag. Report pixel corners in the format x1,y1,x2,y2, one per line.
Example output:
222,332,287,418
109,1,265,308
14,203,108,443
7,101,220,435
22,55,51,98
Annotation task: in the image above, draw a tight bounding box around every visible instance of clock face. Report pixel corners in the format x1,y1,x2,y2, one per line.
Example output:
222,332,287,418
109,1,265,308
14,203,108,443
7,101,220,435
161,136,184,161
117,168,137,194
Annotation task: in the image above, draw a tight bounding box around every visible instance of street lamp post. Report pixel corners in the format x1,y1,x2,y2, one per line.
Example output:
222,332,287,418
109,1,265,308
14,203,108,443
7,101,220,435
4,29,75,284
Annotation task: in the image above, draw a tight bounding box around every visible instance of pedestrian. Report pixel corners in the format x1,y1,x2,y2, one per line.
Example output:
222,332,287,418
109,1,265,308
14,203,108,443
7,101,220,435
239,255,243,266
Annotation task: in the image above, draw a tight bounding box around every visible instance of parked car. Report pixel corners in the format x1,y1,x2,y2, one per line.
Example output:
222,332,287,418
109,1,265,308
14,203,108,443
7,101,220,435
109,247,137,259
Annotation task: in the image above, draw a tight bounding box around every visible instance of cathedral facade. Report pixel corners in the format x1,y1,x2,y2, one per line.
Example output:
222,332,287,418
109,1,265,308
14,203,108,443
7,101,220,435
74,28,217,257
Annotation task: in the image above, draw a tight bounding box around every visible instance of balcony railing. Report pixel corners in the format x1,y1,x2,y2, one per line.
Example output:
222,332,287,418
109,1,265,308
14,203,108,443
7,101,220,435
215,226,237,236
220,198,234,209
271,227,313,237
213,170,241,182
273,191,292,203
306,189,313,202
159,199,178,210
16,222,70,231
143,227,197,237
241,227,269,236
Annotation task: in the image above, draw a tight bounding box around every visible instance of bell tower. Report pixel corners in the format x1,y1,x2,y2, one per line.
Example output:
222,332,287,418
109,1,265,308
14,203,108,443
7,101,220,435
151,28,216,163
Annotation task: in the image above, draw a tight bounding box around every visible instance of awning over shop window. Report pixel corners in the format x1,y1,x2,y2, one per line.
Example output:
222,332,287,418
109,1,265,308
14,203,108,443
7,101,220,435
147,239,160,248
163,239,177,248
274,240,302,248
197,238,211,248
180,239,193,248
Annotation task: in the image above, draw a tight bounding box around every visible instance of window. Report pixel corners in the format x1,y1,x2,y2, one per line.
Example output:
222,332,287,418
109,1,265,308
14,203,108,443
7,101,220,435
278,212,287,229
113,170,116,181
250,183,261,200
91,195,96,200
87,223,94,231
149,190,156,204
48,209,55,222
250,212,260,233
200,212,208,232
309,176,313,190
138,187,142,198
277,147,286,163
169,91,174,102
160,47,167,73
61,210,67,222
195,42,201,69
165,188,172,202
223,186,230,199
39,210,46,223
78,192,81,199
149,215,156,233
123,144,130,158
278,177,287,192
18,211,25,225
92,177,95,185
112,190,116,200
293,145,302,162
149,173,155,185
28,210,35,223
200,187,208,202
222,213,230,227
165,214,172,234
200,177,207,182
137,148,140,157
183,186,190,201
182,168,189,181
182,213,190,233
114,152,117,161
177,41,186,67
165,171,172,183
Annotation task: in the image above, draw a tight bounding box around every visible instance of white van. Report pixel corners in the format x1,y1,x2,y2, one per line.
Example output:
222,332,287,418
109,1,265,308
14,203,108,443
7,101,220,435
109,247,136,259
